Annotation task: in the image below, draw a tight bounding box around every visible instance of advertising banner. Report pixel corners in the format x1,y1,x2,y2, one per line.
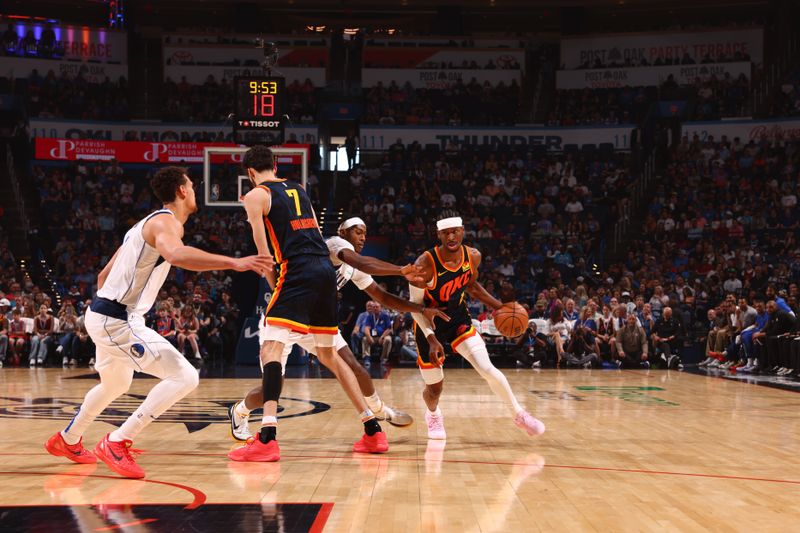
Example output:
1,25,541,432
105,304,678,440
0,57,128,82
362,68,520,89
35,138,235,163
34,137,310,164
163,45,327,68
7,21,127,62
681,118,800,143
164,65,325,85
30,120,633,152
556,62,750,90
358,125,632,151
560,28,763,69
30,119,318,144
362,48,523,70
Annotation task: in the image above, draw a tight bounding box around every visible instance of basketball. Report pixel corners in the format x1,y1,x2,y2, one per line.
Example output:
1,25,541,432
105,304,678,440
493,301,528,338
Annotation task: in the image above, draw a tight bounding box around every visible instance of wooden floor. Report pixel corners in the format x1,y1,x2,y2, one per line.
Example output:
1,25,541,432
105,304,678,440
1,366,800,532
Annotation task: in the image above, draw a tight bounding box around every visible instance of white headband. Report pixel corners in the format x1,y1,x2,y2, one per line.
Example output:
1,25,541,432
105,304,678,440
339,217,366,231
436,217,463,231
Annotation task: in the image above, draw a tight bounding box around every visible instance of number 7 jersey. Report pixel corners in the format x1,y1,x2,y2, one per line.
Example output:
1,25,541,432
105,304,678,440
257,180,328,262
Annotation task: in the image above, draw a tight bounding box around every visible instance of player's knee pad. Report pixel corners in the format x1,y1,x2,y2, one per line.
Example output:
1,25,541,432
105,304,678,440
420,366,444,385
262,361,282,402
455,335,494,374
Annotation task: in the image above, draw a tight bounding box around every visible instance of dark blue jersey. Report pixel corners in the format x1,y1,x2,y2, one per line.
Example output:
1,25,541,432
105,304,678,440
258,180,328,262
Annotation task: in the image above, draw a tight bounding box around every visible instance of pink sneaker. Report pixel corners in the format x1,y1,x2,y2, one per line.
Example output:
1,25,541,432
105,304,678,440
514,411,545,436
425,411,446,440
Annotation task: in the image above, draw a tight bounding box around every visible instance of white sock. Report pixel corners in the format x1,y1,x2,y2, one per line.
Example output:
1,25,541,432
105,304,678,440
261,415,277,426
428,406,442,417
234,400,251,418
365,392,383,413
60,430,80,445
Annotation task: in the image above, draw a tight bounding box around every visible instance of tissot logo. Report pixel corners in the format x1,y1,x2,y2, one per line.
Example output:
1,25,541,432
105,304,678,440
0,395,330,433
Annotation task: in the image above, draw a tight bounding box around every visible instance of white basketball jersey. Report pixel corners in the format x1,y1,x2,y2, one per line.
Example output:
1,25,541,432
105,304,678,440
326,236,374,291
97,209,174,316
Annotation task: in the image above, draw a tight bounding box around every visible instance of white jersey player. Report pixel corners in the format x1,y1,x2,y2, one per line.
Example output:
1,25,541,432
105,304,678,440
228,217,449,441
45,166,271,479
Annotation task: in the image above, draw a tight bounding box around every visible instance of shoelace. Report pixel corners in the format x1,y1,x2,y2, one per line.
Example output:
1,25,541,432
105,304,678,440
115,441,145,460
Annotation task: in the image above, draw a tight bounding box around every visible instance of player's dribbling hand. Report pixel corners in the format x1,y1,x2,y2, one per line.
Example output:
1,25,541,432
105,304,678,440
422,307,450,330
400,264,426,284
234,254,274,275
428,336,446,367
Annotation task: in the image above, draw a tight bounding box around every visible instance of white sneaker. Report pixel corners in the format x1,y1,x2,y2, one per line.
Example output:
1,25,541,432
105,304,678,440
29,358,36,367
0,360,3,368
69,359,77,365
532,360,541,368
228,403,252,441
88,358,95,367
62,356,69,366
514,410,546,437
708,359,720,368
425,411,446,440
375,404,413,427
698,357,714,367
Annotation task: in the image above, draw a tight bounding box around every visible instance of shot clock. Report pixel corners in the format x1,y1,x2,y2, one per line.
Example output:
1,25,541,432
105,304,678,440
233,76,286,144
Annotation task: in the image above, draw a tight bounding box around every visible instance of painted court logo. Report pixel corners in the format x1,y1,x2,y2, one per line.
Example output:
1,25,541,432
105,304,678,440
0,395,330,433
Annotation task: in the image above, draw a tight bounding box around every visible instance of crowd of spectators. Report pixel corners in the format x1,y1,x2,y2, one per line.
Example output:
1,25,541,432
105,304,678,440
547,71,750,126
7,160,248,367
364,79,520,126
546,86,655,126
14,70,130,121
2,22,62,59
772,70,800,117
6,131,800,375
342,139,632,310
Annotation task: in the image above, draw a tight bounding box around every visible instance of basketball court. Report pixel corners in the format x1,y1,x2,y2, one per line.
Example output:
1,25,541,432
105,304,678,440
1,366,798,532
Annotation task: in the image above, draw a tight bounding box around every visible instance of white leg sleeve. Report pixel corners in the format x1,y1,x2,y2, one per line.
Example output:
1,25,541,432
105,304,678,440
111,346,199,442
455,335,523,416
63,354,134,441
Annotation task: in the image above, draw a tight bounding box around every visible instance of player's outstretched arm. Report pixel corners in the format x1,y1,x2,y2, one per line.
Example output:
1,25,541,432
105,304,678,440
363,282,450,324
464,248,503,311
338,248,424,283
147,214,273,274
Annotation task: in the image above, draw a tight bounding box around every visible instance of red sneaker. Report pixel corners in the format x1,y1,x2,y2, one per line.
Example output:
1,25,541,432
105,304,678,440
93,434,145,479
353,431,389,454
45,432,97,464
228,437,280,462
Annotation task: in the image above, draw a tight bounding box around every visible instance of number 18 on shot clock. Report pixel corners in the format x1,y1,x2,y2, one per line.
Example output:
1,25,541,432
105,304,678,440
233,76,286,144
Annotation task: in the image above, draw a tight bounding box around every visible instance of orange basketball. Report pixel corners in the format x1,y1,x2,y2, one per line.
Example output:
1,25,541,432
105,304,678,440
493,301,528,338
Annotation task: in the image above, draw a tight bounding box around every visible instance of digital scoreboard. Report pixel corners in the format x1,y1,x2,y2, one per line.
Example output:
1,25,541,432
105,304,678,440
233,76,286,144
